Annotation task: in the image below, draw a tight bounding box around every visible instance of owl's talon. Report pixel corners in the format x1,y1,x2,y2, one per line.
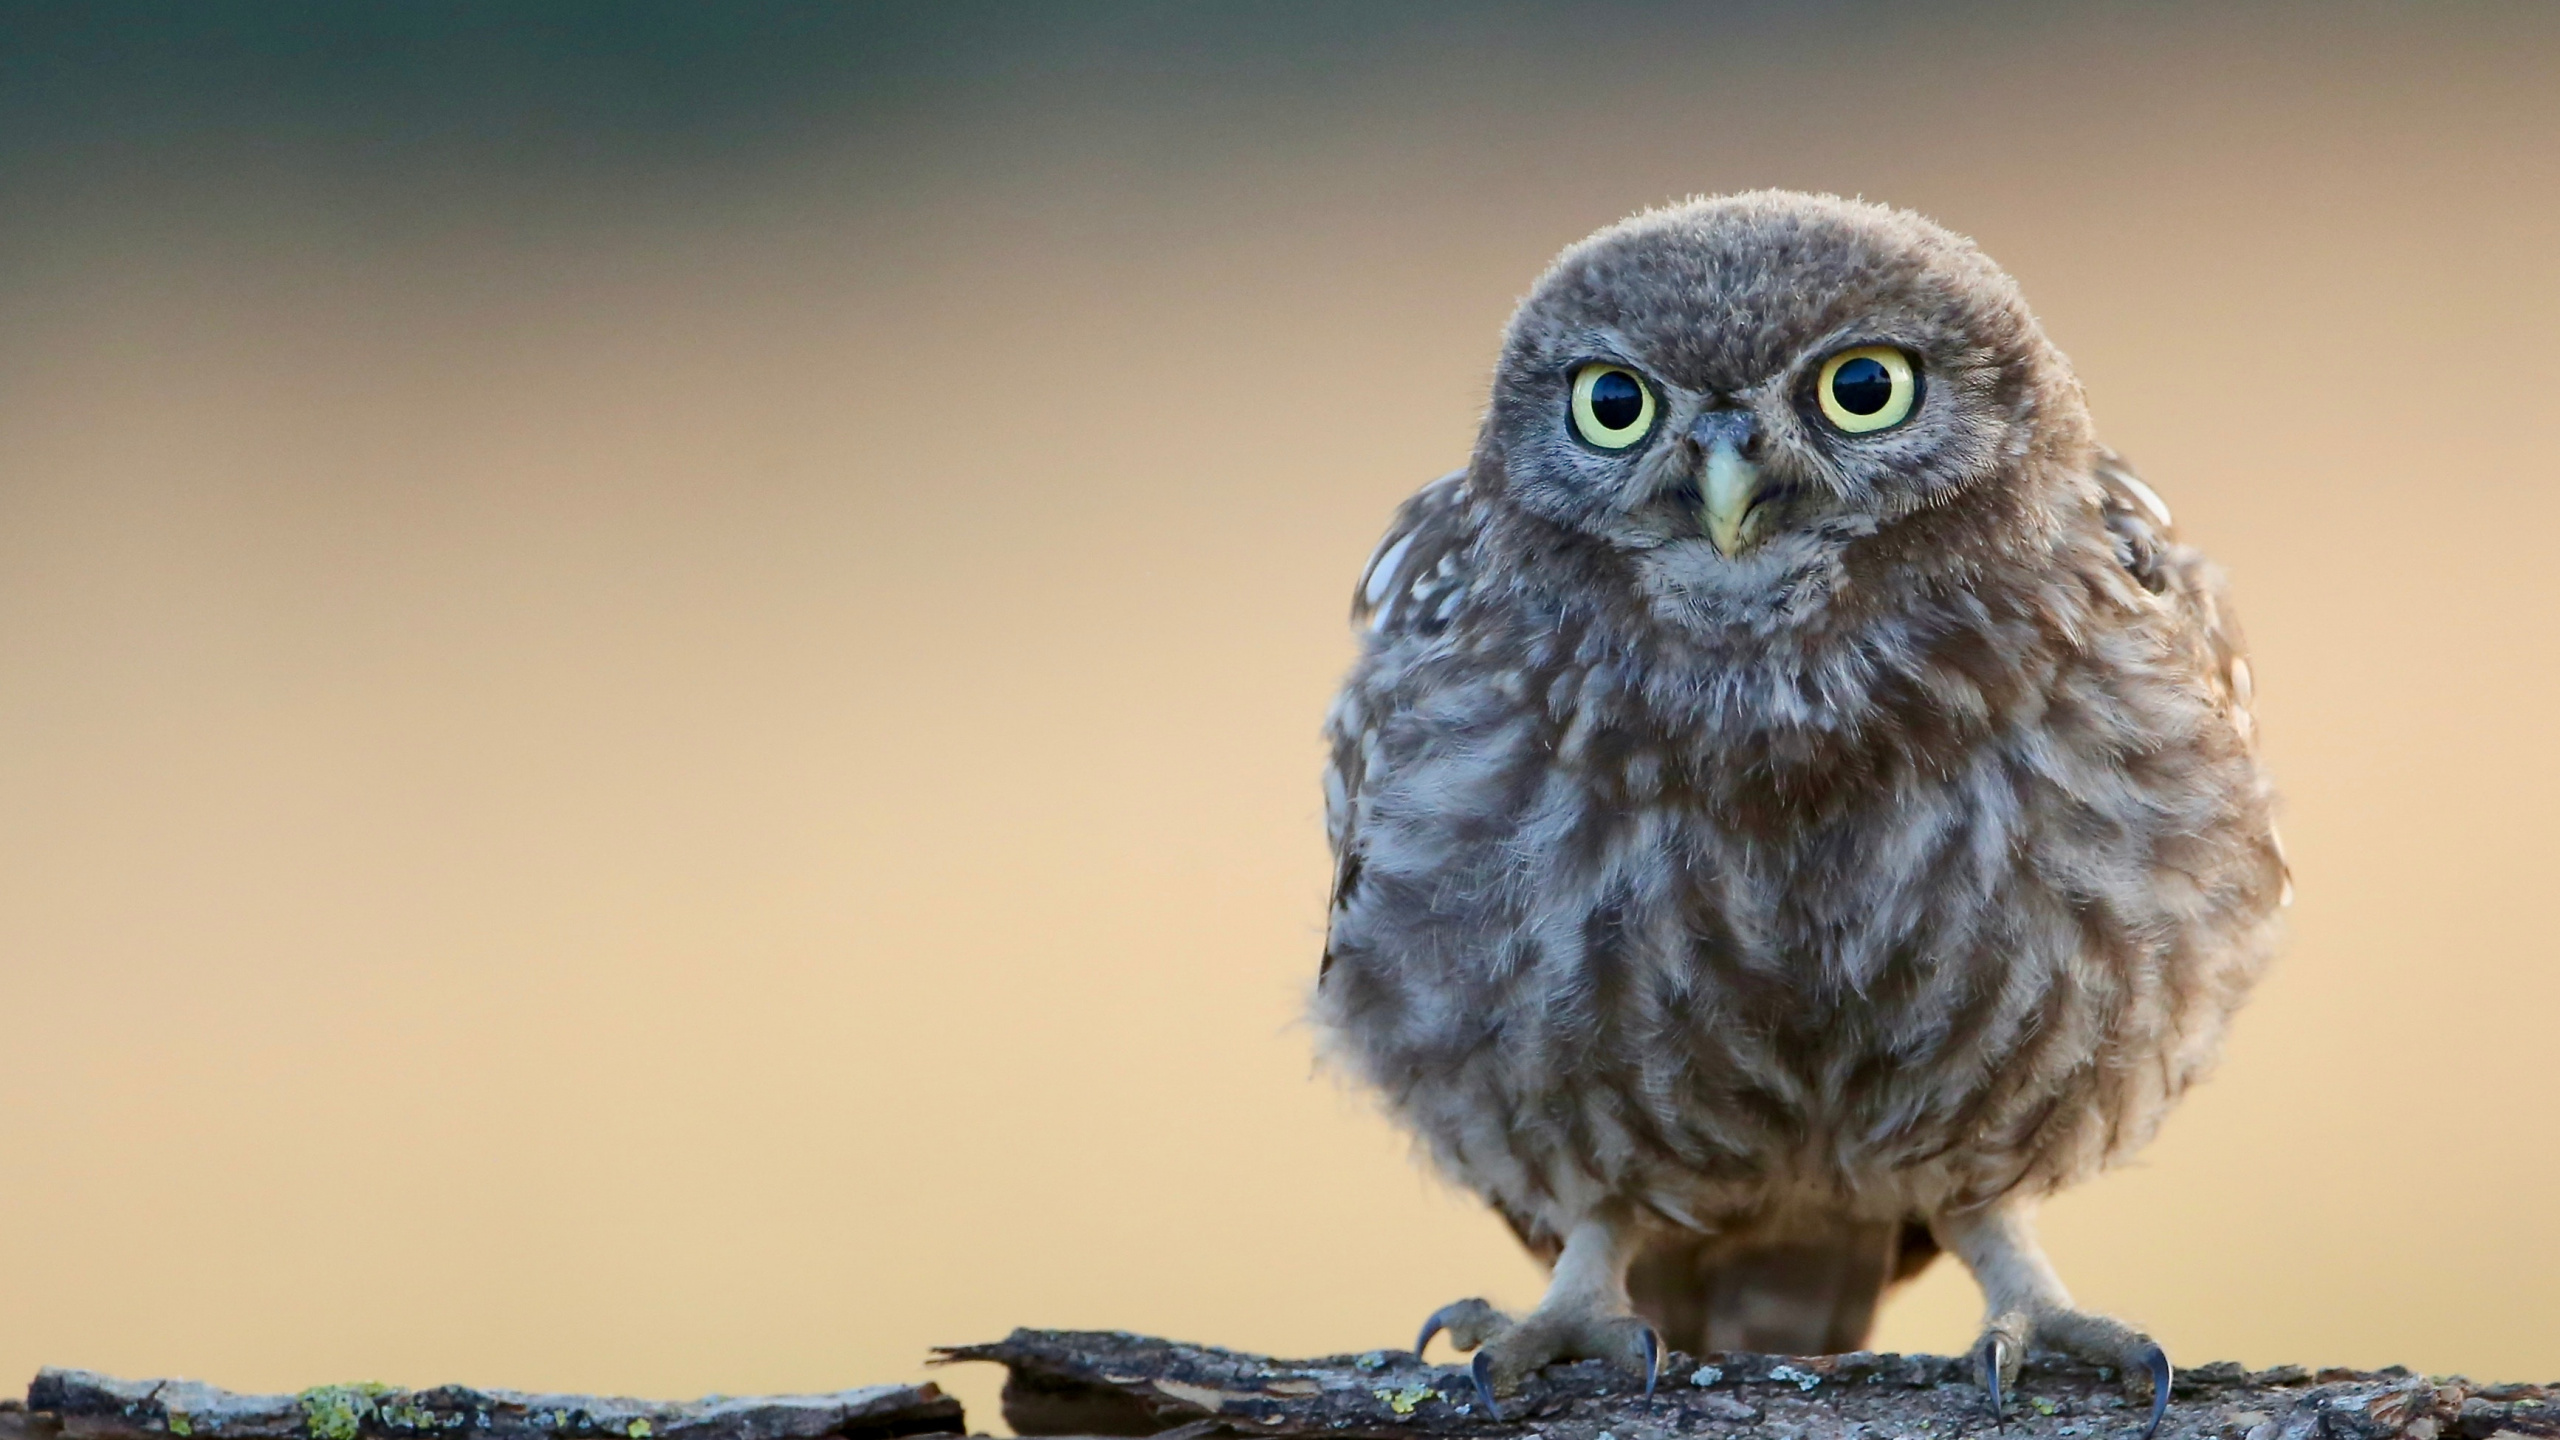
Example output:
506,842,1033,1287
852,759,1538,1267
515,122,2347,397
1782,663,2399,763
1960,1288,2168,1440
1427,1280,1651,1415
1968,1311,2032,1430
1414,1297,1510,1359
2137,1343,2172,1440
1977,1333,2008,1425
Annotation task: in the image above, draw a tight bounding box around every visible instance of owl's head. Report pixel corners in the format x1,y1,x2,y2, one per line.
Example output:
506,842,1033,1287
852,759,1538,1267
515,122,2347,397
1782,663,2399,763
1481,191,2093,627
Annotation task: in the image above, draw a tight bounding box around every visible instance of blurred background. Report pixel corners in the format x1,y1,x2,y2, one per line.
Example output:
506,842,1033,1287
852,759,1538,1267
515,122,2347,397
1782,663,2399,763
3,0,2556,1423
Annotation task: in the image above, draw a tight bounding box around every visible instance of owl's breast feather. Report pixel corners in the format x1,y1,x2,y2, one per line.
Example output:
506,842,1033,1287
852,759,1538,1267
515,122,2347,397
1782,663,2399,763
1320,562,2280,1225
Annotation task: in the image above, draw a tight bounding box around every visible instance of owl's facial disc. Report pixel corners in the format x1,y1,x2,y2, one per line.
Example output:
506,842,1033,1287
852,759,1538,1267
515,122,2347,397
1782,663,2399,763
1484,193,2087,634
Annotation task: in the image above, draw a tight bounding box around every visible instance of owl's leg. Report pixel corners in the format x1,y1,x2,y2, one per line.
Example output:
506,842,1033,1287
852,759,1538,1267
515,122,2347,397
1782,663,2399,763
1933,1202,2172,1440
1413,1210,1660,1420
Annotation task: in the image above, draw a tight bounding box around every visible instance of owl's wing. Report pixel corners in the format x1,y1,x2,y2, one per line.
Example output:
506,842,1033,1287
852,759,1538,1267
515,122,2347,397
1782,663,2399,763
2094,449,2177,599
1347,468,1474,641
2095,448,2251,718
1320,469,1474,975
2096,448,2291,900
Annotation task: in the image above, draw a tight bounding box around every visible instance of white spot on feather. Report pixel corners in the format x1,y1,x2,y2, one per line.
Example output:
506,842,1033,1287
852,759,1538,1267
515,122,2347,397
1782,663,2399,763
1363,531,1417,608
2116,468,2174,528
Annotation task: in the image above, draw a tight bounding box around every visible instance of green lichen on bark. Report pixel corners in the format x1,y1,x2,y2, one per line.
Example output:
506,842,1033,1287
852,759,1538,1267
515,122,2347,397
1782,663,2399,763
296,1386,402,1440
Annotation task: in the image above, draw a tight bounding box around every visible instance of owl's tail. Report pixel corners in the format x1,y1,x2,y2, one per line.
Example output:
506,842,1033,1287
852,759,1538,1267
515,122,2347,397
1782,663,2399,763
1623,1217,1940,1356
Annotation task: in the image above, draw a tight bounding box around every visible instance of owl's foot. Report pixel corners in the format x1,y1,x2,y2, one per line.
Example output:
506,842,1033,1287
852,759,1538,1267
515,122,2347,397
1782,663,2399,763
1413,1296,1659,1421
1972,1307,2171,1440
1937,1204,2171,1440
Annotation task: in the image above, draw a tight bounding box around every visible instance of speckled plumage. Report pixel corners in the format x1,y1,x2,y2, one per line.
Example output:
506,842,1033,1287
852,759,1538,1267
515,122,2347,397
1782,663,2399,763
1313,192,2286,1401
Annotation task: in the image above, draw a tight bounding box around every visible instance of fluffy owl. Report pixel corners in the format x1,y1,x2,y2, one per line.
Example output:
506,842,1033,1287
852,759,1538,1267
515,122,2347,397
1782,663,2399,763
1313,192,2285,1433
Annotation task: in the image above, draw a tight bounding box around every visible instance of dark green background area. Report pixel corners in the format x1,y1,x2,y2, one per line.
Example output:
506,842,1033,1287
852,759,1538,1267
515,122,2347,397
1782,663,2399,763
18,2,2538,180
13,0,2551,268
1,2,1722,168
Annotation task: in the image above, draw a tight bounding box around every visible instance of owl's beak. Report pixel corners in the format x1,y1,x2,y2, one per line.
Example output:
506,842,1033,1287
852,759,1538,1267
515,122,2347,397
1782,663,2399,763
1701,441,1767,556
1690,411,1773,557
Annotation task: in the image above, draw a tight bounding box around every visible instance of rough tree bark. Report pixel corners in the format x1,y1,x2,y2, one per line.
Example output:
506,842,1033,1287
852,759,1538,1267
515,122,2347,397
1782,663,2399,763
0,1371,963,1440
7,1333,2553,1440
938,1331,2558,1440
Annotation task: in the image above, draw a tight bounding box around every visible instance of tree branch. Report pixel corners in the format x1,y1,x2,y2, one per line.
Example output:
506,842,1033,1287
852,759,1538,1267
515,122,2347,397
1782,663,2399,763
931,1329,2560,1440
0,1371,962,1440
8,1332,2551,1440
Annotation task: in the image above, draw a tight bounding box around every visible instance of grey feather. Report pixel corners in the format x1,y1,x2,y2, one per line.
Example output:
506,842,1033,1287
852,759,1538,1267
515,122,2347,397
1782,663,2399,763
1314,192,2284,1361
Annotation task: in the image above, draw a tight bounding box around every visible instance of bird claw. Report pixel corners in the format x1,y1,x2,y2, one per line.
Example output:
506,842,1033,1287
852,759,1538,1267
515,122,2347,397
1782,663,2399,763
1414,1309,1449,1362
1977,1331,2010,1426
1414,1298,1509,1360
1419,1300,1649,1418
2137,1341,2172,1440
1469,1351,1503,1422
1971,1311,2170,1440
1454,1332,1653,1419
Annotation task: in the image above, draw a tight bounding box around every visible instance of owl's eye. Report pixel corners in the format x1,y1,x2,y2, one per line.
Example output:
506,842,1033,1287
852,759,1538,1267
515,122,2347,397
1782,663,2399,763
1569,364,1658,450
1815,346,1919,434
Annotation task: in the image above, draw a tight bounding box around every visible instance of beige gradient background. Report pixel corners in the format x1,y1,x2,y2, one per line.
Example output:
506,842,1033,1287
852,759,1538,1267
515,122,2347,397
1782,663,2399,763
2,3,2555,1426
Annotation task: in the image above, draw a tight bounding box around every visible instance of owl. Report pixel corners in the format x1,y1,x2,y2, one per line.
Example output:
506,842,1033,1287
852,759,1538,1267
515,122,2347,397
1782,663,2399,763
1313,192,2284,1435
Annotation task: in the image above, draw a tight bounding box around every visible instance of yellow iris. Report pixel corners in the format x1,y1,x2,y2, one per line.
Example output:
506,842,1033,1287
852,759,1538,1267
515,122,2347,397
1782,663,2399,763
1815,346,1918,434
1570,364,1657,449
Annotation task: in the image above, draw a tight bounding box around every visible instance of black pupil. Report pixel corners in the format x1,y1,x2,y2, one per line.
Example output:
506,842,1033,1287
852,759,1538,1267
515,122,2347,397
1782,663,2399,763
1830,356,1895,415
1588,371,1643,431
